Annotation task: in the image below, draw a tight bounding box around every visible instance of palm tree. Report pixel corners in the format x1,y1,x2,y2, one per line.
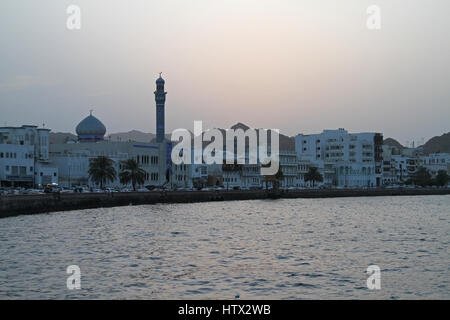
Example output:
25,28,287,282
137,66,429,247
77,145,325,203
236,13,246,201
435,170,449,187
304,167,323,188
119,159,146,191
411,166,432,187
263,167,283,191
274,168,284,190
88,156,117,189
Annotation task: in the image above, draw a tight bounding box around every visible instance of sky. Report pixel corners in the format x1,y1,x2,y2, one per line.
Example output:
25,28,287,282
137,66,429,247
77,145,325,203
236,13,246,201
0,0,449,146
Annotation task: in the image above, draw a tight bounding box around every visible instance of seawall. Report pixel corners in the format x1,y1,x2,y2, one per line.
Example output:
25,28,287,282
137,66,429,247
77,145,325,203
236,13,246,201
1,188,449,219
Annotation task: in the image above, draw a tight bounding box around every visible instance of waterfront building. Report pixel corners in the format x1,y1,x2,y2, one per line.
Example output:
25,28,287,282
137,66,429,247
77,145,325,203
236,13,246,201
382,144,450,184
50,139,166,188
0,125,58,187
382,145,420,184
295,129,383,188
171,163,191,188
222,164,243,189
419,153,450,176
295,160,311,188
279,151,297,188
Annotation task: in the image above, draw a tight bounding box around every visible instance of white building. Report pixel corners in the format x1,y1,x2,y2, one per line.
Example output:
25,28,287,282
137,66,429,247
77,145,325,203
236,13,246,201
0,125,58,187
279,151,297,188
295,128,383,188
382,154,418,185
419,153,450,176
222,164,242,189
50,113,168,189
171,163,191,188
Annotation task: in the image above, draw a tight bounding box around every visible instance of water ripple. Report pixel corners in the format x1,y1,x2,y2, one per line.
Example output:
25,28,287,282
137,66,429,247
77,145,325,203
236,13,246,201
0,195,449,299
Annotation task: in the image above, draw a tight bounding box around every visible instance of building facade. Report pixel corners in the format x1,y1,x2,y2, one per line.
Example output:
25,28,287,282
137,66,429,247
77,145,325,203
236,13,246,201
295,129,383,188
0,125,58,187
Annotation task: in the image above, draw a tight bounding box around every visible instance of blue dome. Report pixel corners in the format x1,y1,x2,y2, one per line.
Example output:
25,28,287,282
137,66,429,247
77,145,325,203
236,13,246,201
76,114,106,142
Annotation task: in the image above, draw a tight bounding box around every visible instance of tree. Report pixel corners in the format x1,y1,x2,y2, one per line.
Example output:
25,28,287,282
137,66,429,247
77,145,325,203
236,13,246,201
304,167,323,188
262,161,283,191
412,167,432,187
88,156,117,189
119,158,146,191
434,170,449,187
274,168,284,190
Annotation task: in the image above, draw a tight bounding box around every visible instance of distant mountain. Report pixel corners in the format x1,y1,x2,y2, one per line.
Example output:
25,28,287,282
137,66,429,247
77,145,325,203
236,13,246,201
383,138,405,149
421,132,450,154
170,122,296,152
384,132,450,154
50,125,296,150
107,130,156,142
228,123,295,151
49,132,77,144
52,128,448,155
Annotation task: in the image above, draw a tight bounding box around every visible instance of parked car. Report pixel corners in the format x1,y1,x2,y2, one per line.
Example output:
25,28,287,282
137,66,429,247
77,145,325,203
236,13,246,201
44,184,61,193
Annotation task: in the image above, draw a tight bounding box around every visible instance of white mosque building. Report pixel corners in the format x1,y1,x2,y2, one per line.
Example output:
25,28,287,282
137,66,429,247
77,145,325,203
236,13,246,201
50,75,174,189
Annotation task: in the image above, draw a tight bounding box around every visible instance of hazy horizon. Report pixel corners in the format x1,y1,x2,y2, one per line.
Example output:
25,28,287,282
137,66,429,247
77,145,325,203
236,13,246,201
1,0,449,146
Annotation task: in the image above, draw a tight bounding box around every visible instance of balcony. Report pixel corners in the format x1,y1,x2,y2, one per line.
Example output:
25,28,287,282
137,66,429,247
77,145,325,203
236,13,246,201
6,175,33,182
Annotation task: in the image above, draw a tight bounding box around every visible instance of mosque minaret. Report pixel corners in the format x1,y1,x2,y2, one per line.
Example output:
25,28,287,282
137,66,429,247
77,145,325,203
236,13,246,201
154,73,167,143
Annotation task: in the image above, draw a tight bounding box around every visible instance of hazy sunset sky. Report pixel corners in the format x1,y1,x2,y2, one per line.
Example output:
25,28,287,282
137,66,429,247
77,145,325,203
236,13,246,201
0,0,449,145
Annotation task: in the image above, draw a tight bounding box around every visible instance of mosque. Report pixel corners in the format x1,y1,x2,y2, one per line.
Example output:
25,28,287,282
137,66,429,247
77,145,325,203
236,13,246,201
49,75,190,189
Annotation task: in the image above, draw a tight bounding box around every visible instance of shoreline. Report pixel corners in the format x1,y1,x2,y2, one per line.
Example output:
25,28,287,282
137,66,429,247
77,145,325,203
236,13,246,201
1,188,449,219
